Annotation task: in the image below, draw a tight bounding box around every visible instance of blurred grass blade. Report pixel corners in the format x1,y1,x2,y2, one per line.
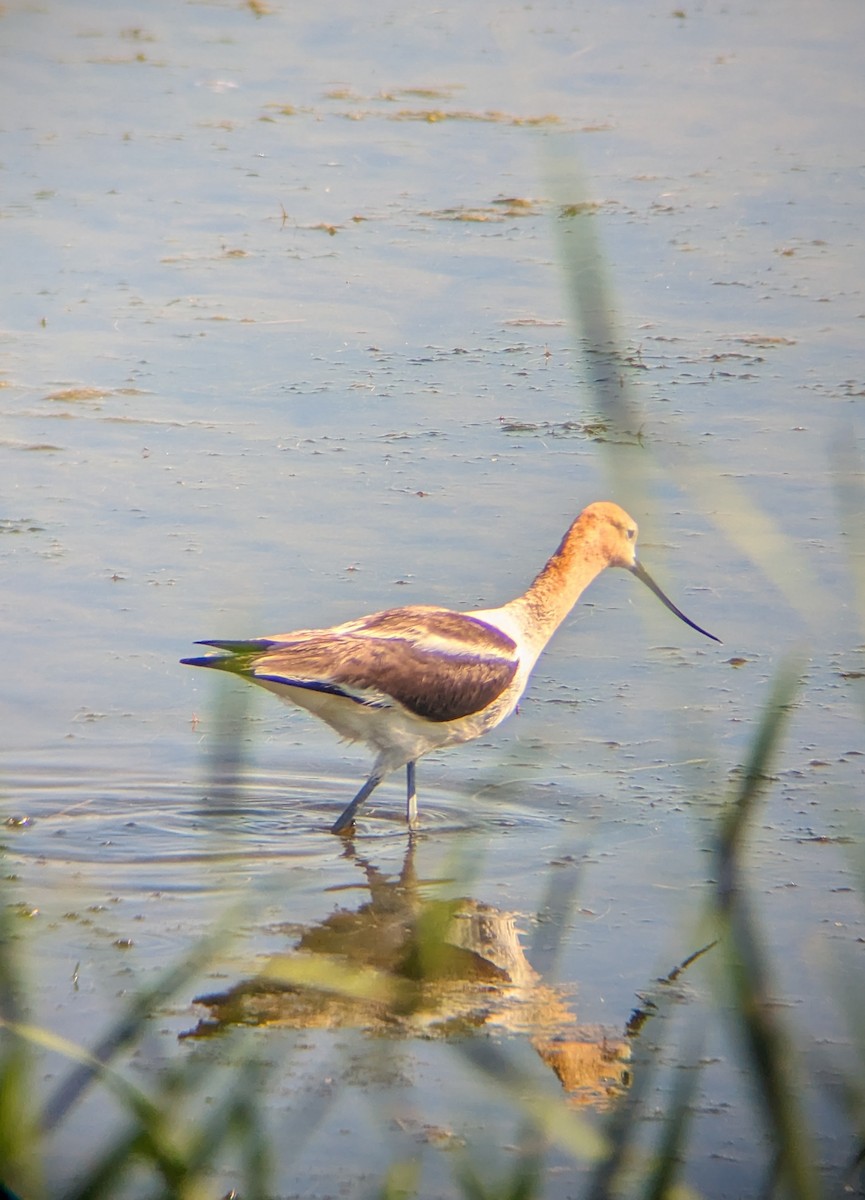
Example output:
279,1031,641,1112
57,1056,273,1200
260,951,411,1008
458,1040,606,1162
546,146,831,630
831,426,865,645
527,854,582,980
667,466,827,631
377,1158,421,1200
41,922,230,1131
640,1030,703,1200
546,145,654,516
716,658,802,906
0,898,39,1199
456,1124,543,1200
712,660,820,1200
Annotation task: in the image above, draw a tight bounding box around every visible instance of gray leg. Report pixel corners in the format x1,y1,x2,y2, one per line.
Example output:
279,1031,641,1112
330,773,383,835
406,761,417,829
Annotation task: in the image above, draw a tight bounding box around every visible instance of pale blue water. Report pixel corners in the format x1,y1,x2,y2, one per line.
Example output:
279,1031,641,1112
2,0,865,1196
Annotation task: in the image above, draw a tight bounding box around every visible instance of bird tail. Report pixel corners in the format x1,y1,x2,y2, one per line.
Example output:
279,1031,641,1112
180,639,278,673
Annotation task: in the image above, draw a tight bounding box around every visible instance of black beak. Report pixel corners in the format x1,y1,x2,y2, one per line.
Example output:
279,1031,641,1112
629,561,721,643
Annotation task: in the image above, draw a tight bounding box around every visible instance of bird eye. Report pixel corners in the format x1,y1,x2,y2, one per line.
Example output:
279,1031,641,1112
627,527,636,540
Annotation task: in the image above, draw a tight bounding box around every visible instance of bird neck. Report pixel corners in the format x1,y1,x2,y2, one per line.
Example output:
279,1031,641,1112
505,517,612,649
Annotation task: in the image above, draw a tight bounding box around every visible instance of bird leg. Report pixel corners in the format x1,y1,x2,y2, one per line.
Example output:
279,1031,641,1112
330,773,383,835
406,761,418,829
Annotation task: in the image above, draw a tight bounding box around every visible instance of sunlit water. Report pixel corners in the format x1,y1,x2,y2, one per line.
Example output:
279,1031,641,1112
2,0,865,1195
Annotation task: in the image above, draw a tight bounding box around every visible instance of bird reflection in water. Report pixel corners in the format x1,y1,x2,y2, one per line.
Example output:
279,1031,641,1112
184,839,674,1106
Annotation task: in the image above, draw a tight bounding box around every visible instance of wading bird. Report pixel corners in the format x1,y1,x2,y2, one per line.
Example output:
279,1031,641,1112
182,501,719,834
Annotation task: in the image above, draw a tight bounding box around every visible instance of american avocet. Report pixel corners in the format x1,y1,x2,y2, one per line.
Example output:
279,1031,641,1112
182,501,719,834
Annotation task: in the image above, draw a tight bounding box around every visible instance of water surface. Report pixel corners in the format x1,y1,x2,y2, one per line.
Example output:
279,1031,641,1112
2,0,865,1196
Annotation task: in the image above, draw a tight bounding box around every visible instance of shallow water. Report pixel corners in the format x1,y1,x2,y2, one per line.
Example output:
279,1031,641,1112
2,0,865,1196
